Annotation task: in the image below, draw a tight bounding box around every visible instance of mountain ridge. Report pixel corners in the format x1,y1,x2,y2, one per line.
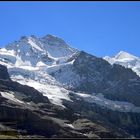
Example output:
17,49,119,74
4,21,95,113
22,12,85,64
0,34,140,138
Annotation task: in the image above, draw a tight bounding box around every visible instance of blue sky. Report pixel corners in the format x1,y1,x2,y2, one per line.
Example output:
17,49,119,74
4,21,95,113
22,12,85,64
0,2,140,57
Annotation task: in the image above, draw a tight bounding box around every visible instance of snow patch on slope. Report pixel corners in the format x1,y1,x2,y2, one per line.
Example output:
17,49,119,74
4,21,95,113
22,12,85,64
10,75,72,108
65,123,75,129
28,37,43,52
77,92,140,112
0,91,24,104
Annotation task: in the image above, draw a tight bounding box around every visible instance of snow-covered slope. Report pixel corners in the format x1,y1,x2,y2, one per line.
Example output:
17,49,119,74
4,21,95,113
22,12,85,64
77,92,140,112
104,51,140,77
0,34,78,107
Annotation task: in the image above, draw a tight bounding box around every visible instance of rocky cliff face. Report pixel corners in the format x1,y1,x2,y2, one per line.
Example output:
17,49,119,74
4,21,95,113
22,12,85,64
0,64,10,80
0,64,123,138
52,51,140,106
0,67,84,138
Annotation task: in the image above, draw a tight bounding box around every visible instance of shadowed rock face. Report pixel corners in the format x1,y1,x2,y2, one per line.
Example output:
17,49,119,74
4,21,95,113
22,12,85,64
0,64,10,80
51,51,140,106
63,93,140,138
66,51,140,106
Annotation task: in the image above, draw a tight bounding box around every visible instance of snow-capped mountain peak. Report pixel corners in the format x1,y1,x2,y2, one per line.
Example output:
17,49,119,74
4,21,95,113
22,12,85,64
0,34,78,67
104,51,140,77
42,34,69,46
0,34,79,107
5,34,77,58
114,51,138,60
40,34,76,57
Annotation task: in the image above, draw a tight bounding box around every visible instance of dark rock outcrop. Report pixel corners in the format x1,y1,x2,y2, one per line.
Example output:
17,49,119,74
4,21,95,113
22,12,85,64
0,64,10,80
71,51,140,106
